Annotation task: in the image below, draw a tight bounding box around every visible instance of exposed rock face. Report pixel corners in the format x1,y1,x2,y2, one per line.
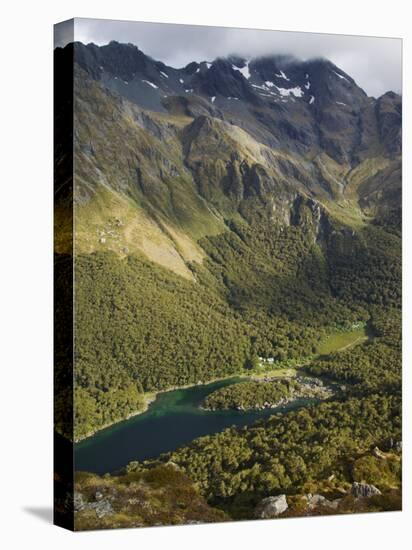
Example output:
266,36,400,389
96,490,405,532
375,92,402,155
73,491,114,518
57,41,401,166
305,493,341,511
91,499,114,518
73,491,85,512
386,438,403,453
74,465,229,530
351,482,382,498
255,495,288,518
306,494,330,510
53,42,401,281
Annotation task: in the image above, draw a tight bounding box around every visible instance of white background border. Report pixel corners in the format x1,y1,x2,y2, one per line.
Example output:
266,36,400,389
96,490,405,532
1,1,409,548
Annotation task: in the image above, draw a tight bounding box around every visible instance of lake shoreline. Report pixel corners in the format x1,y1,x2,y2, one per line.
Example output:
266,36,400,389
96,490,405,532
74,373,249,443
75,324,371,443
74,383,320,474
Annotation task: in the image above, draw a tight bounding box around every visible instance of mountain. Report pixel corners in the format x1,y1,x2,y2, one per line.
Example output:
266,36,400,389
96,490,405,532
69,41,401,163
55,41,401,272
54,41,401,441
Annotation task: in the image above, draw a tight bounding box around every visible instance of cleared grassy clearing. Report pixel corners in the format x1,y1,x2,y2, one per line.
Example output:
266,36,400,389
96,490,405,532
316,326,368,355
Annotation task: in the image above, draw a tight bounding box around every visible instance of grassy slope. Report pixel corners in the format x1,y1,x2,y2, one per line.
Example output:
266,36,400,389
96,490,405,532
74,464,228,530
316,326,368,355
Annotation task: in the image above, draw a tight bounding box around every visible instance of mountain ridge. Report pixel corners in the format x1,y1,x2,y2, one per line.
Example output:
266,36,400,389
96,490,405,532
56,41,401,165
51,42,402,284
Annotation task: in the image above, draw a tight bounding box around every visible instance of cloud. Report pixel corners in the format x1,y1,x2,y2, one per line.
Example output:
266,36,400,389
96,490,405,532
54,19,74,49
55,17,401,97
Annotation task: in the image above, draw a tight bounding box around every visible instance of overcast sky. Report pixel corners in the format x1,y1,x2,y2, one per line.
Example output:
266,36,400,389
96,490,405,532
55,18,402,97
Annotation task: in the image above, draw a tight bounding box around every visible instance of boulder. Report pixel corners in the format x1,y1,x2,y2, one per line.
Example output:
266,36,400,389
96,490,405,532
73,491,85,512
385,438,402,452
328,498,342,510
351,482,382,498
255,495,288,518
90,499,114,518
74,492,115,518
306,494,331,510
372,446,387,460
304,493,342,511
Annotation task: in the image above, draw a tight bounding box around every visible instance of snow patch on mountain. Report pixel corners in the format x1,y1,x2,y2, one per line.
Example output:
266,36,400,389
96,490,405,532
333,70,350,83
233,62,250,79
276,86,304,98
142,80,158,89
275,70,290,81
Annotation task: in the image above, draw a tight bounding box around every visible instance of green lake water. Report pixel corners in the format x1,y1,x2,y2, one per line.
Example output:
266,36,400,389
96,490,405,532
75,326,372,475
75,377,316,474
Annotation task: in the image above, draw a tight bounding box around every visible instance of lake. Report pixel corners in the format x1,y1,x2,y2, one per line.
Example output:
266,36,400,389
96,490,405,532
75,377,316,474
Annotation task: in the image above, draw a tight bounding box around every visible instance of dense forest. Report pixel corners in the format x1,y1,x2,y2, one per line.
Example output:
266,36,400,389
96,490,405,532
128,296,400,520
201,378,333,410
141,394,401,519
202,379,301,410
104,225,401,520
70,211,401,440
74,394,402,530
308,307,401,394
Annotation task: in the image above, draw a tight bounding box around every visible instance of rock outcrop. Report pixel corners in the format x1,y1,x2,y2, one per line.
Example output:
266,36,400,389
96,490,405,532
255,495,288,518
351,482,382,498
304,493,341,511
73,490,114,518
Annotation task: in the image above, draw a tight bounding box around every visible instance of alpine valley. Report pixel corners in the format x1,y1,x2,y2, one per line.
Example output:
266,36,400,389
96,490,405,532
54,39,402,529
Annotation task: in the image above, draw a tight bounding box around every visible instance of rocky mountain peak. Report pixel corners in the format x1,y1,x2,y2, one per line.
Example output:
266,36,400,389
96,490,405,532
55,41,401,166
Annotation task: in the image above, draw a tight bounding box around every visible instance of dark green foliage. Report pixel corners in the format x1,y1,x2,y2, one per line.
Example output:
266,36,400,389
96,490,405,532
352,454,401,488
73,211,401,439
307,307,401,393
202,379,299,410
327,225,401,308
54,254,74,439
75,252,251,389
74,251,251,438
161,395,400,512
197,217,370,360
